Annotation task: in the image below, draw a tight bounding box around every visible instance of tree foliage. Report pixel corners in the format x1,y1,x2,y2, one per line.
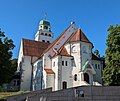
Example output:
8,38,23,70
103,25,120,85
0,30,16,85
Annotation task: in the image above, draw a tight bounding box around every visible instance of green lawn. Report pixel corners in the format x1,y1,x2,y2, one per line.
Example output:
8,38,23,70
0,91,25,100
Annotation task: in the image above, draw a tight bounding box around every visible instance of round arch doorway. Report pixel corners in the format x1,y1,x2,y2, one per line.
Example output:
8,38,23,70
84,73,89,84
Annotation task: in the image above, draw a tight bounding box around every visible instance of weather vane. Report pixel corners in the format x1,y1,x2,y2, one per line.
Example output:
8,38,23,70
44,12,47,19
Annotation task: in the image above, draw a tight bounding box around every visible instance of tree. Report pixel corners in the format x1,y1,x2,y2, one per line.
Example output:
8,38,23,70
103,25,120,85
93,49,100,58
0,30,15,85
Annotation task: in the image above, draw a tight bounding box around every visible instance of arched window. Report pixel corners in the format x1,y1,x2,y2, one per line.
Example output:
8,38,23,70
71,45,76,53
44,26,48,29
49,34,51,37
41,33,44,35
45,33,47,36
42,40,45,42
47,41,50,43
74,74,77,81
84,73,89,84
62,81,67,89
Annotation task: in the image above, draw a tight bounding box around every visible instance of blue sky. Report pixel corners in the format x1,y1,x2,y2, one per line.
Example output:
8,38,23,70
0,0,120,59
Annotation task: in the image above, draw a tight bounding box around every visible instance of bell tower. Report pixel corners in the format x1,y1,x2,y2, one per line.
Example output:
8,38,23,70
35,19,53,43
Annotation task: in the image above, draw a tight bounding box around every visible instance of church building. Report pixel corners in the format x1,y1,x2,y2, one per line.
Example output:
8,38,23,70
17,19,103,91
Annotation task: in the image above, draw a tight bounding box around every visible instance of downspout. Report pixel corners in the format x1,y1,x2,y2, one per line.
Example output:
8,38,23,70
41,57,43,90
50,57,54,90
60,56,62,90
80,29,84,82
30,56,33,91
70,43,71,55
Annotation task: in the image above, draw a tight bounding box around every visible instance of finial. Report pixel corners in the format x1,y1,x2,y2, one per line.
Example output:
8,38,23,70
71,21,75,25
44,12,47,19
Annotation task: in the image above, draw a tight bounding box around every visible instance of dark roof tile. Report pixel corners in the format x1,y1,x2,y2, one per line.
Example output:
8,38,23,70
92,53,102,61
68,28,93,47
44,68,55,74
22,38,50,57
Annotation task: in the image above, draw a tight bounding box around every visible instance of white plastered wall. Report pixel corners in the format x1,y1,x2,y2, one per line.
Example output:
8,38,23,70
17,40,23,72
65,42,82,87
61,56,73,89
35,31,53,43
46,74,55,91
92,60,103,84
20,56,32,91
80,42,92,67
52,56,59,91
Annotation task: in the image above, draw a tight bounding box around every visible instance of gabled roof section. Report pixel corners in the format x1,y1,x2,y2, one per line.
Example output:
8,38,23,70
51,28,94,58
44,68,55,74
43,24,73,54
68,28,93,45
22,38,50,57
92,53,102,61
57,46,72,57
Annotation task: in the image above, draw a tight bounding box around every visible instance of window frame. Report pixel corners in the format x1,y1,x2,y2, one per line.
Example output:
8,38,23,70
95,64,97,69
65,61,68,66
62,61,64,66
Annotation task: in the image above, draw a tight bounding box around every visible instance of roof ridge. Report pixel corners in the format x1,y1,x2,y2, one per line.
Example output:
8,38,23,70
42,23,75,55
22,38,46,43
51,30,78,58
67,29,79,43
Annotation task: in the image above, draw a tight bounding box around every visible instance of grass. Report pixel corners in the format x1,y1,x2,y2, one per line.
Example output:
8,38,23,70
0,91,25,100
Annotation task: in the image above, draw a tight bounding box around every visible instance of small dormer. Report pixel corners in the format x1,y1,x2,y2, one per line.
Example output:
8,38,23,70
35,19,53,43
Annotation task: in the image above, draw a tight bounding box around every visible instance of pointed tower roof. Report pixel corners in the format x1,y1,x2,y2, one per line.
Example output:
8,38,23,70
68,28,94,47
68,28,91,43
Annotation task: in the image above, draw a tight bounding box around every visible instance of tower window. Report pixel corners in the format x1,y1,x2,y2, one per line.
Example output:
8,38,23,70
47,41,50,43
49,34,51,37
45,33,47,36
44,26,48,29
41,33,44,35
42,40,45,42
41,26,42,28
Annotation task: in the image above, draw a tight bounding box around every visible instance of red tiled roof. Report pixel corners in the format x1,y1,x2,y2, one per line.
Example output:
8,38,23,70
58,46,72,57
92,53,102,61
44,68,55,74
68,28,93,47
22,38,50,57
51,28,94,58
